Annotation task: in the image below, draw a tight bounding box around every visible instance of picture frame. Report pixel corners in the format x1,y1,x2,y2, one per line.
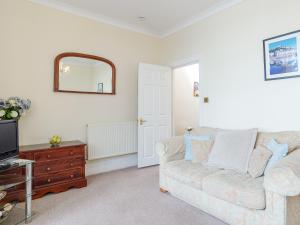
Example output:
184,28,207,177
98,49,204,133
263,30,300,81
97,83,103,93
193,82,199,97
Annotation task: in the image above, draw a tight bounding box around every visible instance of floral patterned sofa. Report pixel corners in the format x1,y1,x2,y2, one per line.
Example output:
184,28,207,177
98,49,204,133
157,128,300,225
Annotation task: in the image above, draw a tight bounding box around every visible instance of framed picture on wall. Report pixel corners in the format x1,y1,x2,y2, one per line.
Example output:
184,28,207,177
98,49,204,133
97,83,104,93
193,82,199,97
263,30,300,81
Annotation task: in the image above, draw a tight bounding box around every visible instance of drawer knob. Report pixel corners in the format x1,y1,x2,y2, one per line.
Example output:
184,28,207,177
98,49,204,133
47,167,51,171
70,163,74,167
70,174,74,178
47,154,51,158
70,151,74,155
47,178,52,183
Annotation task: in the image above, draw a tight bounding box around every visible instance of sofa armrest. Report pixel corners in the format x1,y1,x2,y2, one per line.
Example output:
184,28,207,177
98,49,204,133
264,149,300,196
156,136,185,166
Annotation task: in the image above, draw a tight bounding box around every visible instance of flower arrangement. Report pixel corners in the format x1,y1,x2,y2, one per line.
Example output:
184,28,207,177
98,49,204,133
0,97,31,120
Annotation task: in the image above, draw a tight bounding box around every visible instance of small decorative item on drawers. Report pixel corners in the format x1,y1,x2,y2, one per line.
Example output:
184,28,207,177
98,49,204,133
49,135,62,147
19,141,87,199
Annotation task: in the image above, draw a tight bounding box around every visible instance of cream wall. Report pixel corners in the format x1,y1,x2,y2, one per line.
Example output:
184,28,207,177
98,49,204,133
0,0,160,146
160,0,300,131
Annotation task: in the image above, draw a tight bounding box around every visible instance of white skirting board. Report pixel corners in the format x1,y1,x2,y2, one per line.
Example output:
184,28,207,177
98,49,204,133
86,153,138,176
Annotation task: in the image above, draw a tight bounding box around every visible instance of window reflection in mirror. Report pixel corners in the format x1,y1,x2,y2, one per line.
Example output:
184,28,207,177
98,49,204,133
54,53,116,95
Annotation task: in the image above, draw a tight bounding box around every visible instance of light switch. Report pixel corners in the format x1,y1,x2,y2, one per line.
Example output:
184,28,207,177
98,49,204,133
204,97,209,103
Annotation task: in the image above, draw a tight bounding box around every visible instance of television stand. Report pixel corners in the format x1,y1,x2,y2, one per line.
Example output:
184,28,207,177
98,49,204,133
0,158,34,224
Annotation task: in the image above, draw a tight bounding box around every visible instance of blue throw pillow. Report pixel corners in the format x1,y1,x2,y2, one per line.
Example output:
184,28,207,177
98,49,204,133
265,139,288,170
184,134,212,161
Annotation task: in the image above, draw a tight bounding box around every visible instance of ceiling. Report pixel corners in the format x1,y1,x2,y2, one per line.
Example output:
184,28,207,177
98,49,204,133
30,0,243,37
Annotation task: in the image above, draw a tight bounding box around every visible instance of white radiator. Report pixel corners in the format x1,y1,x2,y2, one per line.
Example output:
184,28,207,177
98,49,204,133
87,121,138,160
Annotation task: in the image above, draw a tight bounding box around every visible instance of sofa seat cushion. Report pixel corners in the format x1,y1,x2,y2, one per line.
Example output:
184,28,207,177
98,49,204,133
164,160,219,190
203,170,265,210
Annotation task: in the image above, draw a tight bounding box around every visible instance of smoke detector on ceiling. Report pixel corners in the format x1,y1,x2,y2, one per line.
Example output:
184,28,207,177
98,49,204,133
138,16,146,21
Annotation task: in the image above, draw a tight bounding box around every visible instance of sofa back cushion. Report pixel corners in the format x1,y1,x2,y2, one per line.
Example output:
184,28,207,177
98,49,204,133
248,145,272,178
191,139,214,163
256,131,300,153
207,129,257,173
190,127,217,136
184,135,212,161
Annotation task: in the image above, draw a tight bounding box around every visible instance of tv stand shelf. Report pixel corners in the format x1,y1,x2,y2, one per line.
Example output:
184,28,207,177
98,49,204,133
0,163,11,171
0,158,34,224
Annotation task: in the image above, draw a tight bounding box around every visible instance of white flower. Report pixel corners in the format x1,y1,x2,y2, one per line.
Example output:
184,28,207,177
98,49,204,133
8,99,16,106
10,111,19,118
0,110,5,117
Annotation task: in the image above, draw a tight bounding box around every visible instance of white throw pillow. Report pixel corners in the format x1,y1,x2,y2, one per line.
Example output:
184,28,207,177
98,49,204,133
207,129,258,173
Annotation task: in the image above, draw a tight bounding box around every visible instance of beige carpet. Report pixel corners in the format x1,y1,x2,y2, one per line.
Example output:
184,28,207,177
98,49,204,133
20,166,228,225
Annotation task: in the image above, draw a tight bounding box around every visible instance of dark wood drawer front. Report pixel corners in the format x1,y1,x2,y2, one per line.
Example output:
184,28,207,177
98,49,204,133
34,158,84,175
33,146,84,162
34,169,83,187
12,141,88,200
0,167,22,176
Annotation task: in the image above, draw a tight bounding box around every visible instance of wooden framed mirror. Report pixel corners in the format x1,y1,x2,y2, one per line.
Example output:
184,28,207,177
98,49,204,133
54,52,116,95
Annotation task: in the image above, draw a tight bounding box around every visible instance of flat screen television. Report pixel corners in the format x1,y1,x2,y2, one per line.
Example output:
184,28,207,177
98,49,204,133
0,120,19,161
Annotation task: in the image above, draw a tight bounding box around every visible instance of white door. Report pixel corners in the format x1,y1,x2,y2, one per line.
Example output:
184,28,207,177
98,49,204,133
138,63,172,168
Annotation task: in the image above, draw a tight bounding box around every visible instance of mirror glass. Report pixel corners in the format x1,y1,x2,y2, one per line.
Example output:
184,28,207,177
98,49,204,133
55,54,115,94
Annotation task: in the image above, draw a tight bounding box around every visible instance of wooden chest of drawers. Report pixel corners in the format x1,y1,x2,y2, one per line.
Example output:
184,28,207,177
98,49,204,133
19,140,87,199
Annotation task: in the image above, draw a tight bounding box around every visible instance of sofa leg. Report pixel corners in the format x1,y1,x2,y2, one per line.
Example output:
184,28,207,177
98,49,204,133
160,188,168,193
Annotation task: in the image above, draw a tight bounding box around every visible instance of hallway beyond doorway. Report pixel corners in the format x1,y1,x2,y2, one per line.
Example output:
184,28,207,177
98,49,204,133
173,63,200,135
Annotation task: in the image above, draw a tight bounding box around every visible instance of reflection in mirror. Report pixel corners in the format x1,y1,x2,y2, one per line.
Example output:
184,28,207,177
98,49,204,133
54,53,116,95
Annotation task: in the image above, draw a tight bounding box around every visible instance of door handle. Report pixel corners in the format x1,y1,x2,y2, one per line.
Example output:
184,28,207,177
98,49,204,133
139,118,147,125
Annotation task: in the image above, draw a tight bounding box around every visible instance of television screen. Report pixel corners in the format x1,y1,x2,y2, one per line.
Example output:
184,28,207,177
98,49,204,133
0,120,19,161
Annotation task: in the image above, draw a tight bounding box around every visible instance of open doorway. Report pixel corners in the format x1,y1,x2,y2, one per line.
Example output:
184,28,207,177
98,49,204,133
173,63,200,135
